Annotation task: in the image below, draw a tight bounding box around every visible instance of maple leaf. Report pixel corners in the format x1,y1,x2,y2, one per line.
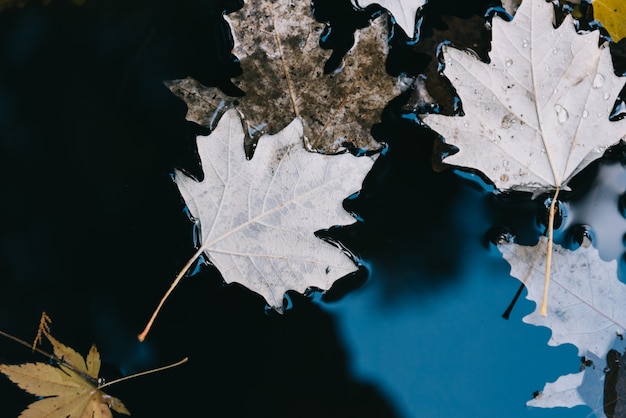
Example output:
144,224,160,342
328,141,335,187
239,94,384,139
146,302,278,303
0,333,130,418
138,109,375,340
167,0,402,156
401,13,493,116
592,0,626,43
351,0,424,39
421,0,626,193
500,236,626,416
419,0,626,315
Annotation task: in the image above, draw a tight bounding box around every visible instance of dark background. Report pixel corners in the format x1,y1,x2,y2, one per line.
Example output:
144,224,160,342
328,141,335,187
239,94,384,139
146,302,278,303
0,0,625,417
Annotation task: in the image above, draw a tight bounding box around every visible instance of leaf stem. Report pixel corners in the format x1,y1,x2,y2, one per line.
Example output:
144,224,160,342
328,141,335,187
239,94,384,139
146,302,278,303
98,357,188,389
137,246,206,342
0,329,53,359
0,329,99,386
540,187,560,316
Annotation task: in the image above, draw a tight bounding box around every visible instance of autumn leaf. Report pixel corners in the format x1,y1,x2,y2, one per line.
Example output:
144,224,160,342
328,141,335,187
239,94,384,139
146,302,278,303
0,332,130,418
167,0,403,157
421,0,626,193
592,0,626,43
138,108,375,340
351,0,425,38
500,236,626,416
418,0,626,315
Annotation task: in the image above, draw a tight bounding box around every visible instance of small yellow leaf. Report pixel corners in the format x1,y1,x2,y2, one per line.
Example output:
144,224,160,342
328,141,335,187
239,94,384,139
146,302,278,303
0,334,130,417
86,344,101,379
45,333,88,375
593,0,626,42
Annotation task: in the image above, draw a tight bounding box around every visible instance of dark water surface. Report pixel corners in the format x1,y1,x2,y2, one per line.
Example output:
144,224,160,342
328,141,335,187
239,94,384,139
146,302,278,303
0,1,624,417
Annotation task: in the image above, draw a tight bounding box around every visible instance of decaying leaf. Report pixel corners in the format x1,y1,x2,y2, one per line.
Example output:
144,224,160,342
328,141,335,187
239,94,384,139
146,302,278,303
168,0,403,156
351,0,425,38
421,0,626,193
0,333,130,418
500,236,626,415
592,0,626,43
138,109,375,340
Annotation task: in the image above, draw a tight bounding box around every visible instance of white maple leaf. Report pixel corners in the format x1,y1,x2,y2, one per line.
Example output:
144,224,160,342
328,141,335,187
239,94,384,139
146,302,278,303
138,109,375,340
421,0,626,193
500,236,626,416
177,109,374,309
351,0,424,39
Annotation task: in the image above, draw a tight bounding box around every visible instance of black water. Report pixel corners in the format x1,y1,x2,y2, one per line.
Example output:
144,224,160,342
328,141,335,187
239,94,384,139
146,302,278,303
0,1,625,417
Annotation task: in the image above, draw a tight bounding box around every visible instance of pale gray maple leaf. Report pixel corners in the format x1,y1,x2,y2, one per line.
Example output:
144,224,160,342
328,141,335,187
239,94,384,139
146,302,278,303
500,236,626,416
421,0,626,193
167,0,403,157
351,0,425,39
173,109,375,311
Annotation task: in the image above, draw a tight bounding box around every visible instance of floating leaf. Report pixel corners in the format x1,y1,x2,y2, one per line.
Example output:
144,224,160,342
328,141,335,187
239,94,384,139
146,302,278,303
592,0,626,43
421,0,626,193
168,0,402,156
500,236,626,415
0,333,130,418
139,109,375,340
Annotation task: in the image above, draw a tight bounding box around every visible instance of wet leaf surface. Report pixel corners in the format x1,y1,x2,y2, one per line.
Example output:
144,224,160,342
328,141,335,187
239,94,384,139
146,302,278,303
168,0,403,156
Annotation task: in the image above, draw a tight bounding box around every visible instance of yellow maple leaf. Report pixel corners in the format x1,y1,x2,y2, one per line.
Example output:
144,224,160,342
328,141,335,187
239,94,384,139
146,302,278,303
0,333,130,418
593,0,626,42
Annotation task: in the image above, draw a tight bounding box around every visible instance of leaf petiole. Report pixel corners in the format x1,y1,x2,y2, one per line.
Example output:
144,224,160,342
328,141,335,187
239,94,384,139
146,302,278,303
98,357,188,389
137,246,206,342
540,187,560,316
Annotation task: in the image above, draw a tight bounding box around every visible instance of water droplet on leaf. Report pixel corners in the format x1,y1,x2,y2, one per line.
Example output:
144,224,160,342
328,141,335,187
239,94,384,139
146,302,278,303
554,104,569,123
593,73,605,88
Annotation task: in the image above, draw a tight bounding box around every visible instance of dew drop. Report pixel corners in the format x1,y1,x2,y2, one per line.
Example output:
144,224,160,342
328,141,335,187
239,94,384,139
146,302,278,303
463,121,469,128
593,73,605,88
503,159,510,167
505,58,513,67
604,92,611,101
554,104,569,123
552,47,559,55
522,39,529,48
582,109,589,118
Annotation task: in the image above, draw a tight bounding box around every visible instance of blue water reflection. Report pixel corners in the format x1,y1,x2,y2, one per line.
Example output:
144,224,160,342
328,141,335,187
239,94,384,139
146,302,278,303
317,171,593,417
